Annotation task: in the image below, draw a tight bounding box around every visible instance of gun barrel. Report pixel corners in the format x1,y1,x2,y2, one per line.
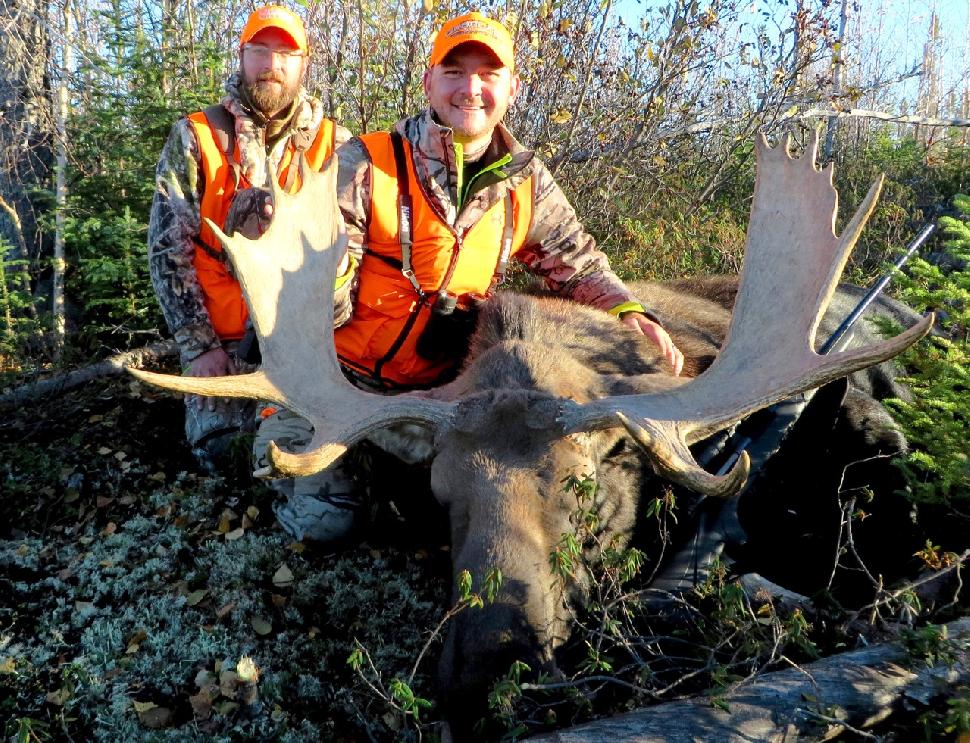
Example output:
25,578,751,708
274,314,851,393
819,221,936,355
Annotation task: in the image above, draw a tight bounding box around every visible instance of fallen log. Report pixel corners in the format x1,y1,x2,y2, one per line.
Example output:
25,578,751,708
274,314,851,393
0,340,178,409
528,617,970,742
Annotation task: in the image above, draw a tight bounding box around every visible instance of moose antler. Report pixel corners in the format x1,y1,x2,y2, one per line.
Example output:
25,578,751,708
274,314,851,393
558,131,933,497
129,159,455,475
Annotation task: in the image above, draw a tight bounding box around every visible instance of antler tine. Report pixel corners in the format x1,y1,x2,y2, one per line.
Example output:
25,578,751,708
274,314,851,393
130,157,455,476
560,130,933,498
617,413,750,498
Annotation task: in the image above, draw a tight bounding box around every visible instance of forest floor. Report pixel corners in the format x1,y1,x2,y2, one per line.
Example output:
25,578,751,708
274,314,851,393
0,373,456,741
1,371,967,741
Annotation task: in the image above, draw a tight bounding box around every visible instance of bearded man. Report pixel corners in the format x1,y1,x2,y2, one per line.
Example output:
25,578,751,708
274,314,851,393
148,5,350,473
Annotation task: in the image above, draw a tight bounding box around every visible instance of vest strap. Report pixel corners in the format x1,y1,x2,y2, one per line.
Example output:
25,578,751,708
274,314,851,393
489,194,514,292
284,127,314,190
290,128,314,151
389,131,422,296
194,237,227,263
367,251,404,271
283,152,302,191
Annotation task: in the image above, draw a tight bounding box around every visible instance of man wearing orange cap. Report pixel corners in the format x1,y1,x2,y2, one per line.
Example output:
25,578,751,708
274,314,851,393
148,5,350,473
333,12,682,389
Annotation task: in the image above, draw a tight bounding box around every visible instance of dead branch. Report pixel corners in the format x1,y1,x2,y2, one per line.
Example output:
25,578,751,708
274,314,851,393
567,107,970,164
528,618,970,742
847,549,970,625
796,107,970,128
0,340,177,409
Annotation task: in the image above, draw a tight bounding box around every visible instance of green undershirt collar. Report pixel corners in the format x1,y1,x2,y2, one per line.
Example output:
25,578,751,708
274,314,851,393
455,141,512,209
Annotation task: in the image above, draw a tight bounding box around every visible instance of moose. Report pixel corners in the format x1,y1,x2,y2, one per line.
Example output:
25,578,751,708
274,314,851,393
131,132,932,724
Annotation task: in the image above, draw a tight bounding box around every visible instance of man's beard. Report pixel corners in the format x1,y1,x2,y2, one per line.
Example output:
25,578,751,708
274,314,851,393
243,72,300,117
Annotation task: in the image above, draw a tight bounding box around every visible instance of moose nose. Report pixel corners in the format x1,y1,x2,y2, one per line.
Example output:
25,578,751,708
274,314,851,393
440,605,551,732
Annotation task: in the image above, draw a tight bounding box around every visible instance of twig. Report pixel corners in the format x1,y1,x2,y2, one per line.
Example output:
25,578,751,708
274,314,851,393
408,600,468,685
796,707,879,739
845,549,970,625
521,674,657,697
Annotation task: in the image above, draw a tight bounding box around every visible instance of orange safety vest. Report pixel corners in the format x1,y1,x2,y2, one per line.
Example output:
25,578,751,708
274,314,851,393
188,108,336,341
334,131,533,387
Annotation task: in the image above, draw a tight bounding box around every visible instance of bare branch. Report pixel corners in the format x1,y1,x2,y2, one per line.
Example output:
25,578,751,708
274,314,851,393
0,341,178,410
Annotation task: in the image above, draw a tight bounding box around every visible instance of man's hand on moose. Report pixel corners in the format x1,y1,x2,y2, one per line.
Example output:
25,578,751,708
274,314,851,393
621,313,684,376
186,347,236,411
252,190,274,234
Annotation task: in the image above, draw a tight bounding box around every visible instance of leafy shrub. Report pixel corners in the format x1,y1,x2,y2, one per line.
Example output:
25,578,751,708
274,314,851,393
0,239,45,362
834,133,968,280
888,194,970,509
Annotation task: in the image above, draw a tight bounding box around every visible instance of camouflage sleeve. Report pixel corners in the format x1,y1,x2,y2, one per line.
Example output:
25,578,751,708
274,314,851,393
333,137,372,328
333,122,353,148
328,126,357,328
147,118,221,363
517,159,663,323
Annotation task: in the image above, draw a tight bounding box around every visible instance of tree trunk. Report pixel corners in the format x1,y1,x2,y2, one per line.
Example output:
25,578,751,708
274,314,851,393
0,340,178,409
915,12,941,146
823,0,850,161
52,0,74,359
528,618,970,742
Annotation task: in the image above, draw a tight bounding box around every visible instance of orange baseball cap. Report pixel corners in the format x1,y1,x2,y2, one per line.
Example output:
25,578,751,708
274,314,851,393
429,12,515,70
239,5,308,54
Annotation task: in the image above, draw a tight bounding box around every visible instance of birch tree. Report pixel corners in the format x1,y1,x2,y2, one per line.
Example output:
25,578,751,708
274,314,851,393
0,0,51,349
51,0,75,358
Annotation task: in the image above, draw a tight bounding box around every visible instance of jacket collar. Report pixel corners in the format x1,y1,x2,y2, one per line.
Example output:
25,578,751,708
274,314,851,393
414,110,533,179
221,73,324,186
399,109,535,225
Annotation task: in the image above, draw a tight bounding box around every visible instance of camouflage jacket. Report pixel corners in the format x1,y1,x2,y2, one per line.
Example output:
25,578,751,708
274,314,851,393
335,108,657,320
148,74,351,364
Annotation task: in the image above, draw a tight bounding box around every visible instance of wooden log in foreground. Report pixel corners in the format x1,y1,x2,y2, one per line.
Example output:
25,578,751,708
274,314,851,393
529,618,970,742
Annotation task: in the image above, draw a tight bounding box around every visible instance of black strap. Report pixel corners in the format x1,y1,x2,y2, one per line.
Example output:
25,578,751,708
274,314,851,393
373,298,427,381
367,251,404,270
369,131,430,382
389,131,421,295
193,237,226,263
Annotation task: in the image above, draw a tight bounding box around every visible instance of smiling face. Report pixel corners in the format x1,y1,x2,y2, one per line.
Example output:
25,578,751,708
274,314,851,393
422,42,520,153
239,27,308,118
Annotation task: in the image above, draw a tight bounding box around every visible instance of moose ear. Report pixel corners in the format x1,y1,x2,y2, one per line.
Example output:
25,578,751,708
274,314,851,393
525,397,562,430
450,396,490,434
